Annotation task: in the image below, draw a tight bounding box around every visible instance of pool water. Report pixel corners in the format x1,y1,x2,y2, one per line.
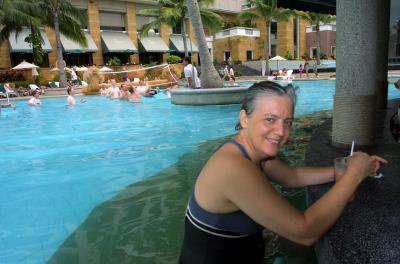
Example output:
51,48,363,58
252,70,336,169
1,81,399,264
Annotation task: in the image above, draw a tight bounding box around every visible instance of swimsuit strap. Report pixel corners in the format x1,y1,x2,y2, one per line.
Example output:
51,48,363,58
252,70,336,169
223,139,252,161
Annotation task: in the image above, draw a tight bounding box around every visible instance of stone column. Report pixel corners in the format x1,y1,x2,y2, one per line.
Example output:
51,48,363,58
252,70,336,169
126,2,139,64
45,27,57,67
160,24,170,63
332,0,379,147
0,39,11,68
87,0,103,65
277,20,294,57
375,0,390,110
255,17,267,60
298,18,308,59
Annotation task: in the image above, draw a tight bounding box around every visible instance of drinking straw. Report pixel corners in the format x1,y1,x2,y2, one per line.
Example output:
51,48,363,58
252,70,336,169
350,140,355,156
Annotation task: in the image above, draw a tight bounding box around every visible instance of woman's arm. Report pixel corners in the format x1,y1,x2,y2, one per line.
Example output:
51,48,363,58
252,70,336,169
220,152,379,246
262,158,334,188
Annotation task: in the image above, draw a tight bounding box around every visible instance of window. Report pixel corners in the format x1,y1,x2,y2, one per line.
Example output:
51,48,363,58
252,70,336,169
246,50,253,61
100,12,125,31
331,46,336,57
136,16,159,34
172,22,182,34
270,21,277,39
245,29,253,35
224,51,231,62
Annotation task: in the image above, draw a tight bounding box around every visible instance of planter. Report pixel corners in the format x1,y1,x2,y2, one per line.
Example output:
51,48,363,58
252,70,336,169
171,87,248,105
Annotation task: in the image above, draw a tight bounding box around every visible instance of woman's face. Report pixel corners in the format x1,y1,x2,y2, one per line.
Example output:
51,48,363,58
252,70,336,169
241,95,294,157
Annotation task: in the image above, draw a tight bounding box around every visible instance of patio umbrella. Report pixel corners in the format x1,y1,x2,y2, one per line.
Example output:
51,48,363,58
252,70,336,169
32,68,39,76
99,66,113,72
75,66,88,72
269,55,287,70
11,60,39,70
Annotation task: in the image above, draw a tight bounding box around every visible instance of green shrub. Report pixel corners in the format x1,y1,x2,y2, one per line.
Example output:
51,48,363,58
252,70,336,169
167,55,182,64
0,70,26,83
146,69,162,80
284,50,293,60
320,52,328,60
107,57,121,66
13,81,30,88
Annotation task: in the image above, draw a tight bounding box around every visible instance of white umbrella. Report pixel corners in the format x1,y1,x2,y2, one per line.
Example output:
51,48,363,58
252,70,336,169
32,68,39,76
99,66,113,72
75,66,88,72
12,60,39,70
269,55,287,70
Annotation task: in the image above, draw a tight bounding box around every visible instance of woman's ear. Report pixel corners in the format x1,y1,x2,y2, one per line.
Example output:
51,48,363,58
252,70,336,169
239,110,248,129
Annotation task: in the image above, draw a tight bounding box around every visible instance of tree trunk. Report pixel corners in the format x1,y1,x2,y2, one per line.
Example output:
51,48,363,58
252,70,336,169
181,18,189,57
54,7,66,88
316,24,321,65
186,0,223,88
265,20,271,75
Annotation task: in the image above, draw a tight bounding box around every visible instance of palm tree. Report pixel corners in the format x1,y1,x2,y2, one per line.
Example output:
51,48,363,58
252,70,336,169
239,0,294,75
298,12,336,64
138,0,222,57
186,0,223,88
0,0,40,44
32,0,87,88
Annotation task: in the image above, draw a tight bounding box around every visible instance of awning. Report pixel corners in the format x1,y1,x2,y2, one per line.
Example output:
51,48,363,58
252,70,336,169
169,34,199,53
8,28,52,53
138,35,169,53
60,31,98,54
277,0,336,14
101,31,137,53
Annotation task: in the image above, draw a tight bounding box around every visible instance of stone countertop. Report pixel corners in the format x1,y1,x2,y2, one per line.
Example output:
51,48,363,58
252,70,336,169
305,102,400,263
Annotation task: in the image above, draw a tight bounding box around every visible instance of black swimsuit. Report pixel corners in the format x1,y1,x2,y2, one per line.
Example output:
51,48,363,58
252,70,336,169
179,140,265,264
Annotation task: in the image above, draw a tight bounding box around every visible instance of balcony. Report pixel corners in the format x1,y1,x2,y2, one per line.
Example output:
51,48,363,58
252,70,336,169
215,27,260,39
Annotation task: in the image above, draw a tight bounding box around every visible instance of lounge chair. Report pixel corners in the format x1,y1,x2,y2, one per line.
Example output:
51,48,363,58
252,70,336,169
4,84,17,97
29,84,40,91
0,85,6,98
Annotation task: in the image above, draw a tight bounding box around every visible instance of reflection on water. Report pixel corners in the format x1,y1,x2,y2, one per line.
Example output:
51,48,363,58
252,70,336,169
48,136,227,264
48,111,331,264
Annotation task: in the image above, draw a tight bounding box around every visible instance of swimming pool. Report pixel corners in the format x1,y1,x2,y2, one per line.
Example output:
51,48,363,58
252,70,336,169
1,80,399,264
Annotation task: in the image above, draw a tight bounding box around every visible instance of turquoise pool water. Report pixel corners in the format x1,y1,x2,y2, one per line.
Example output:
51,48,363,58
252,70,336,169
1,80,399,264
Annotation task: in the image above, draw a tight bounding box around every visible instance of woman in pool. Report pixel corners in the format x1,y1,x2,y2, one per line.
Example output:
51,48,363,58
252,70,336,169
179,81,387,264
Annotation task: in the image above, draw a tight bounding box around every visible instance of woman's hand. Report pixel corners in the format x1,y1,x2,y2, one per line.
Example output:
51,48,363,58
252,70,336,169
346,152,388,181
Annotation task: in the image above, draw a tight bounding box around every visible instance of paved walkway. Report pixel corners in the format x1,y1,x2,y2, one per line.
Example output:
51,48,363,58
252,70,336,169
306,99,400,263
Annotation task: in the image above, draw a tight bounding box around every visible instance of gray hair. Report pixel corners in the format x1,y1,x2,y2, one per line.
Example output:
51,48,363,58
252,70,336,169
235,81,297,130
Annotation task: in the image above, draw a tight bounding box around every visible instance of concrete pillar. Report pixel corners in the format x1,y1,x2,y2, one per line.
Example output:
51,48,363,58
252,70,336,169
126,2,139,64
0,39,11,69
87,0,103,65
277,20,294,57
256,17,267,59
298,18,308,59
375,0,390,110
332,0,379,147
160,24,170,63
45,27,57,67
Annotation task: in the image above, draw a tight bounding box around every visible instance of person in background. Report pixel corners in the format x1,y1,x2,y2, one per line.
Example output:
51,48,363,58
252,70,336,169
183,56,201,89
313,58,319,78
179,81,387,264
304,59,310,79
108,79,120,99
70,68,79,87
28,90,42,106
298,64,304,78
67,88,76,105
229,67,235,82
0,102,16,110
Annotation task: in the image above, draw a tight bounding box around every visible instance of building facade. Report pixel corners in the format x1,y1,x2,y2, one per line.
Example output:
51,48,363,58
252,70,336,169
306,23,336,59
0,0,311,71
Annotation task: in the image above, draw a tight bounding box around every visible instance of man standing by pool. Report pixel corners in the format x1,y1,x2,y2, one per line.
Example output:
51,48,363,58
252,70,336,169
183,56,201,89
